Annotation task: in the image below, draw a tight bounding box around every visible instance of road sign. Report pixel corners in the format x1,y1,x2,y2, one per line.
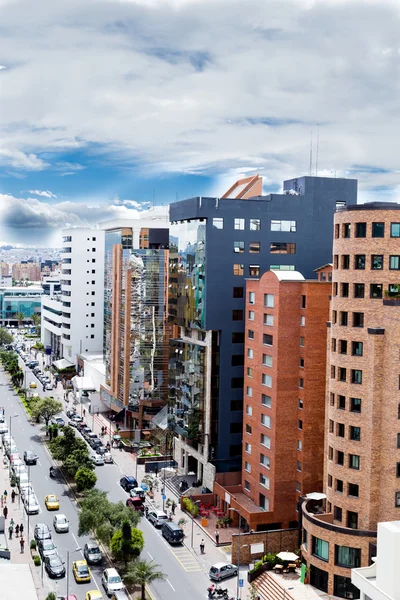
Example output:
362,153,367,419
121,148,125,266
162,494,166,500
239,579,244,588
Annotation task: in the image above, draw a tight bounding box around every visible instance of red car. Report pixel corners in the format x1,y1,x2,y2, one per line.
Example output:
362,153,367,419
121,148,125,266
126,497,145,513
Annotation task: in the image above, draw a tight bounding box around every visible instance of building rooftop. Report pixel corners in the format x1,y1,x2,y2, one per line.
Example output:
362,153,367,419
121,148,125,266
271,270,305,282
340,201,400,211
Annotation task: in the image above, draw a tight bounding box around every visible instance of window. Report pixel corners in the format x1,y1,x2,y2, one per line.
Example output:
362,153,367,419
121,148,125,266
390,256,400,270
298,398,303,409
270,264,296,271
341,283,349,297
298,419,303,430
234,241,244,253
342,255,350,269
233,287,244,298
334,576,361,599
339,368,347,382
262,354,272,367
232,310,243,321
335,224,340,238
354,283,365,298
340,340,347,354
337,451,344,466
248,291,255,304
230,422,242,433
352,341,363,356
248,310,255,321
348,483,359,497
334,506,342,522
247,348,254,359
298,440,303,451
259,494,269,511
329,419,334,433
312,537,329,561
260,454,270,468
249,241,260,253
246,386,253,397
233,218,245,230
244,480,251,491
373,222,386,237
232,332,244,343
213,218,223,229
391,223,400,237
397,463,400,478
263,334,273,346
300,316,305,326
355,222,366,238
301,295,306,309
262,394,271,408
397,433,400,448
248,330,254,340
249,265,260,277
299,357,304,368
354,254,365,270
245,461,251,473
297,460,302,471
342,223,351,238
296,481,301,492
271,220,296,232
336,479,343,492
261,414,271,428
334,255,339,269
262,374,272,387
371,255,384,270
335,546,361,568
233,264,244,276
349,454,360,470
338,395,346,410
250,218,261,230
245,442,251,454
332,338,337,352
350,426,361,441
261,434,271,448
299,378,304,388
260,473,270,489
264,294,274,308
270,242,296,254
246,424,252,434
340,311,348,326
351,370,362,385
264,313,274,326
300,336,305,347
353,312,364,328
350,398,361,413
330,393,335,406
337,423,345,438
347,511,358,529
247,367,253,378
396,491,400,507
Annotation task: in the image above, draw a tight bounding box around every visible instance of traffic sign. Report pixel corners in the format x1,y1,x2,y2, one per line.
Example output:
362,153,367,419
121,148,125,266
162,494,166,500
239,579,244,588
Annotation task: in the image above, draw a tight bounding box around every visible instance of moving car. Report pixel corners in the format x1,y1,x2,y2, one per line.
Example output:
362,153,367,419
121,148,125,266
23,450,38,465
101,568,124,596
161,521,185,545
91,454,104,466
130,487,145,500
29,382,37,389
83,542,102,565
53,514,69,533
38,538,58,559
147,510,168,528
52,417,65,427
103,452,113,464
209,563,238,582
34,523,51,542
44,553,66,578
45,494,60,510
72,559,91,583
119,476,138,492
86,592,104,600
126,497,145,513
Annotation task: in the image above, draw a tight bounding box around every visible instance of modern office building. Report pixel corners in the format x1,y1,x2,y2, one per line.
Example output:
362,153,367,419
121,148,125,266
214,265,332,529
0,287,42,325
100,217,170,431
168,175,357,488
301,203,400,598
41,228,105,364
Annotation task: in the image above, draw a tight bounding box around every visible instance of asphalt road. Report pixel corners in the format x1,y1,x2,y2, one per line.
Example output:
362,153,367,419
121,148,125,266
3,346,211,600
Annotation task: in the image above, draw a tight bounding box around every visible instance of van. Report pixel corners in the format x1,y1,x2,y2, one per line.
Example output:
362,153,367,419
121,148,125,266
161,521,184,545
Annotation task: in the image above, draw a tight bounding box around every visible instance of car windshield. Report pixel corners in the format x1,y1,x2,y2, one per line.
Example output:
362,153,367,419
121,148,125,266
43,541,55,549
109,575,121,583
58,517,67,523
78,565,89,575
50,558,60,566
89,547,99,554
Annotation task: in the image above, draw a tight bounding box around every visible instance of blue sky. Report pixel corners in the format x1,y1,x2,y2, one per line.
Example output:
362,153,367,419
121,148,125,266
0,0,400,246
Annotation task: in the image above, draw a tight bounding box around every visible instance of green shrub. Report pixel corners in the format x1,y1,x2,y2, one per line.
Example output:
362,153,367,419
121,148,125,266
45,593,57,600
30,539,37,550
33,555,41,566
263,553,277,564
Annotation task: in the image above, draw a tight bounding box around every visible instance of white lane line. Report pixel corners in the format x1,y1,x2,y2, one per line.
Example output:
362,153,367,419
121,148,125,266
44,475,48,481
167,579,176,591
147,551,154,560
72,532,80,547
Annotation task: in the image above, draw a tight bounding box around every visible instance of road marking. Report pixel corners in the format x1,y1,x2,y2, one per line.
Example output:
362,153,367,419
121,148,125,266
167,545,202,572
147,551,154,560
72,532,79,547
167,579,176,591
44,475,48,481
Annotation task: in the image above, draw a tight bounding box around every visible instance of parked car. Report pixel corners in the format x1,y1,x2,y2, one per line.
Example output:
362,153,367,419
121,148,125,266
38,538,58,559
83,542,102,565
34,523,51,542
44,553,66,578
126,497,144,513
101,568,124,596
91,454,104,466
51,417,65,427
24,494,40,515
209,563,238,582
110,591,131,600
147,510,168,528
53,514,69,533
23,450,38,465
119,476,138,492
103,452,113,464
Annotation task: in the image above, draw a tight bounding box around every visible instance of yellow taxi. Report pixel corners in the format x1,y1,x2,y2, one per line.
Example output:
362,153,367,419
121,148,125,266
85,591,103,600
29,382,37,389
73,559,91,583
44,494,60,510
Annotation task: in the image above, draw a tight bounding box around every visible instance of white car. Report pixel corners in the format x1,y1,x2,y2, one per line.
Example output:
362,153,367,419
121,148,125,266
91,454,104,466
20,484,34,500
53,513,69,533
102,568,125,595
25,494,40,515
103,452,113,464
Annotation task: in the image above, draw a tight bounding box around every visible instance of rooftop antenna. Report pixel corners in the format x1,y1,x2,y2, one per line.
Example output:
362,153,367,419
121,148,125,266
309,130,313,176
316,124,320,177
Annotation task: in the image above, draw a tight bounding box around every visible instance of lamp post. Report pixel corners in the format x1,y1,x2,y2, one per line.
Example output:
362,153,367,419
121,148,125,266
66,547,82,599
8,413,18,478
229,507,242,600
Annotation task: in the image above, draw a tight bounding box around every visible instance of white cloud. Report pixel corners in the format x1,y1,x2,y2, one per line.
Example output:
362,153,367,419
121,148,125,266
0,0,400,191
28,190,57,198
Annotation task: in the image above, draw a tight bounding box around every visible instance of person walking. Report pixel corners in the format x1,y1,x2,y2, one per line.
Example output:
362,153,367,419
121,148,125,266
19,523,24,537
3,505,8,519
3,490,7,503
215,530,220,546
15,524,19,538
19,537,24,553
10,518,14,529
11,490,15,503
8,524,13,540
200,539,205,554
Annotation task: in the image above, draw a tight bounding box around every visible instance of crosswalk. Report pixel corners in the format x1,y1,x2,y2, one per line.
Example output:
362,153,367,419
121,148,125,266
169,546,202,572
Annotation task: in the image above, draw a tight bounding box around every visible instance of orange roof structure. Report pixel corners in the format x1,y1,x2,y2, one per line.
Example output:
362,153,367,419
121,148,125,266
221,175,263,199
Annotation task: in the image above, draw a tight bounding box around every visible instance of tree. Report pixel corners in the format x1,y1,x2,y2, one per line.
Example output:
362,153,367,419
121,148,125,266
14,312,25,328
75,467,97,492
64,447,94,477
123,559,166,600
110,520,144,565
31,397,63,427
32,313,41,335
0,328,13,347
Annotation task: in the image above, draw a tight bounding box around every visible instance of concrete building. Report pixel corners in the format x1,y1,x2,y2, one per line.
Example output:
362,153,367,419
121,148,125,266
168,175,357,488
41,228,105,365
0,287,42,325
352,520,400,600
0,263,9,277
214,266,331,530
12,262,41,282
100,218,170,431
301,203,400,598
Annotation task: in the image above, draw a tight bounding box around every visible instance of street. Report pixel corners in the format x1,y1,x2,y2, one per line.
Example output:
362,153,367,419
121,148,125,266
2,350,212,600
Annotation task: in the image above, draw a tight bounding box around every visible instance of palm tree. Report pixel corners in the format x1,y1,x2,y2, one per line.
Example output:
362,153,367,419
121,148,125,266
14,312,25,328
32,313,41,335
123,559,166,600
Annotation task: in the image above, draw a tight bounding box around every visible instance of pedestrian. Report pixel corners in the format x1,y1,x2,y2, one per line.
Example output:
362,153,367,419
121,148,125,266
200,539,205,554
15,524,19,537
83,409,86,417
215,530,219,546
19,523,24,537
171,500,176,515
8,524,13,540
11,490,15,503
10,518,14,528
19,536,24,553
3,490,7,502
3,505,7,519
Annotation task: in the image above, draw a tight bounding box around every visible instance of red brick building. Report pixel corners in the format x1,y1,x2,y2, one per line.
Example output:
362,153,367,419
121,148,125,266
214,267,331,530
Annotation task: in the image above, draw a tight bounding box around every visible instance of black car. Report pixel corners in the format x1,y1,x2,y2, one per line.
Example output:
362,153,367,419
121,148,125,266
44,553,65,578
83,542,102,564
23,450,38,465
34,523,51,542
89,438,102,449
120,476,138,492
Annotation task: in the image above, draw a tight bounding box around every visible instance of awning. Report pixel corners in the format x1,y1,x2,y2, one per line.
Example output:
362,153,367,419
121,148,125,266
305,492,327,501
52,358,75,371
114,408,126,423
71,376,96,392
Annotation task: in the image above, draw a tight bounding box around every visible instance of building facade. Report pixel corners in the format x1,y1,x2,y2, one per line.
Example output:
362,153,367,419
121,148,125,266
12,262,41,282
168,176,357,485
0,287,42,325
302,203,400,598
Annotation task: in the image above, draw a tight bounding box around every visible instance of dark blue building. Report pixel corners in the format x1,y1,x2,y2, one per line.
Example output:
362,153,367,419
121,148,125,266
168,176,357,479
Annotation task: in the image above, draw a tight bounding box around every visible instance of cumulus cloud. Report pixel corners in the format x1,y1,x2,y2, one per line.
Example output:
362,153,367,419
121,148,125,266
0,0,400,192
28,190,57,198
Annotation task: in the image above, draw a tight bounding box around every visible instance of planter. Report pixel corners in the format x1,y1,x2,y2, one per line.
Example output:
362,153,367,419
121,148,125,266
247,563,270,583
201,518,208,527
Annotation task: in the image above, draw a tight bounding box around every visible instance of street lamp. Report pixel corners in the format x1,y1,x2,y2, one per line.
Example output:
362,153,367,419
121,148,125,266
66,547,82,598
229,507,242,600
8,413,18,477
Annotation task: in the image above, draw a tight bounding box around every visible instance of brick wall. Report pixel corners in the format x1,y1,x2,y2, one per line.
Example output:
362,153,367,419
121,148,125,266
231,528,299,564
